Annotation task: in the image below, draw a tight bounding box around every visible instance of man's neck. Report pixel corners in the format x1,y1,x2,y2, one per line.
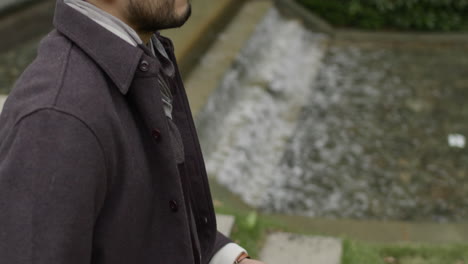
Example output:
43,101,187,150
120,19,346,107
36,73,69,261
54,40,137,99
134,31,152,46
85,0,152,45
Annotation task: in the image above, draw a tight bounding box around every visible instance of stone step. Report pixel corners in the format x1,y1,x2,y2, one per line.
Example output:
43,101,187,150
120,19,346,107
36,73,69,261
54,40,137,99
260,232,342,264
215,213,236,237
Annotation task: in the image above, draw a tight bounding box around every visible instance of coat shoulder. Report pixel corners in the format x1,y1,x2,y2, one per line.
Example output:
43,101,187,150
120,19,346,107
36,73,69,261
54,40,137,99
0,30,124,167
2,30,120,133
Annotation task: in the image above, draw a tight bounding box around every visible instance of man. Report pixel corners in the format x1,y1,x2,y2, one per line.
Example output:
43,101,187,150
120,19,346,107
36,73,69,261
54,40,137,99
0,0,265,263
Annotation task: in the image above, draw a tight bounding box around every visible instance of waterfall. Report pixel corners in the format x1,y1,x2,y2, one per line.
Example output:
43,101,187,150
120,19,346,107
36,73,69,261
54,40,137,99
196,8,328,211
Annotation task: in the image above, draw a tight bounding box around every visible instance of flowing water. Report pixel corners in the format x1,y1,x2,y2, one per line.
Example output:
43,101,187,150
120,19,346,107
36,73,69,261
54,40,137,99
198,8,468,222
197,8,329,213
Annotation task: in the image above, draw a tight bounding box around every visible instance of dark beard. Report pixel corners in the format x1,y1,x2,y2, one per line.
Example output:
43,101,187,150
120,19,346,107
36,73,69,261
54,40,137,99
126,0,192,32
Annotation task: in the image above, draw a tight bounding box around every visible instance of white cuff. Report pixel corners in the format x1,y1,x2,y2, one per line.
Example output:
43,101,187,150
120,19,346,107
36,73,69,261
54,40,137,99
209,243,248,264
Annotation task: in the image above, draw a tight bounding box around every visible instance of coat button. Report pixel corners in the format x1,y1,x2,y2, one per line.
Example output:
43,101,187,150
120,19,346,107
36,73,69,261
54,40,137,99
169,200,178,212
152,129,161,141
139,60,150,72
202,216,209,224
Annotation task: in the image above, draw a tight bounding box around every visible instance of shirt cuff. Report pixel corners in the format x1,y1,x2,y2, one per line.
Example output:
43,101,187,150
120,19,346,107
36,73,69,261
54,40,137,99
208,242,248,264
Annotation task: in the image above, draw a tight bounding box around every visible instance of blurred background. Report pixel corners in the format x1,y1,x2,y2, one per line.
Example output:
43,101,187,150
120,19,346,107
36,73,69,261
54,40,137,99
1,0,467,263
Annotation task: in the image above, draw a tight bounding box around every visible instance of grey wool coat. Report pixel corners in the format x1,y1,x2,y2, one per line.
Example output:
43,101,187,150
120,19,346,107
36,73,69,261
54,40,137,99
0,0,232,263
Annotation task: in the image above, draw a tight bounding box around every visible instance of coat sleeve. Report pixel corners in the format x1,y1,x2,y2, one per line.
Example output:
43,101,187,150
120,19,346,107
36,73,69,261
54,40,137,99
206,230,234,263
0,108,108,264
209,242,248,264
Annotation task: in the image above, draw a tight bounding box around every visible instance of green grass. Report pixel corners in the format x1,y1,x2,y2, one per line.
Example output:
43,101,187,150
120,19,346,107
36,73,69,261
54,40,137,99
209,178,468,262
210,178,317,258
342,240,468,264
342,239,384,264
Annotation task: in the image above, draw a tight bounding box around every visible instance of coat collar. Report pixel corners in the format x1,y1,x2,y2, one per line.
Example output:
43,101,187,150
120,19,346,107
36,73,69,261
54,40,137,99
53,0,145,94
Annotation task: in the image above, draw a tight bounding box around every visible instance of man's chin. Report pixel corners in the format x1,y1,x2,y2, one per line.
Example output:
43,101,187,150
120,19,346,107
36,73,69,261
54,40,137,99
174,4,192,28
136,4,192,31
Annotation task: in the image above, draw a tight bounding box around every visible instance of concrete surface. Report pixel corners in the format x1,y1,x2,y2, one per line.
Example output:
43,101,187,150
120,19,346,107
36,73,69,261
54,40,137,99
260,232,342,264
162,0,247,77
267,211,468,244
274,0,334,35
215,214,236,237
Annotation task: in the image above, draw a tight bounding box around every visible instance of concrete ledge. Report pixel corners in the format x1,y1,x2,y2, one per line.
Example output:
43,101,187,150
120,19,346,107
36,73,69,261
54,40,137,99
215,214,236,237
268,212,468,244
260,233,342,264
335,29,468,45
185,0,273,117
164,0,247,79
273,0,333,35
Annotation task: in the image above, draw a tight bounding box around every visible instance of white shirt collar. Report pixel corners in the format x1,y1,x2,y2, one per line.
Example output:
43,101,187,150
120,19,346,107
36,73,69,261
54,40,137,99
64,0,142,47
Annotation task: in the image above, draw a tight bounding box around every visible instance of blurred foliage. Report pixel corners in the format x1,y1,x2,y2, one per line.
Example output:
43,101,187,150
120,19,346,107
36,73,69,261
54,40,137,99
296,0,468,31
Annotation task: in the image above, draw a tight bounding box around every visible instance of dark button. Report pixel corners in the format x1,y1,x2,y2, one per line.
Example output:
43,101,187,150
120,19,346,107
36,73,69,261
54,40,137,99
202,216,209,224
152,129,161,141
169,200,178,212
139,60,150,72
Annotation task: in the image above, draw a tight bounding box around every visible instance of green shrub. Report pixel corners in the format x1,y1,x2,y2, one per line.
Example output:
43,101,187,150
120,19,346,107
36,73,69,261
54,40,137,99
296,0,468,31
